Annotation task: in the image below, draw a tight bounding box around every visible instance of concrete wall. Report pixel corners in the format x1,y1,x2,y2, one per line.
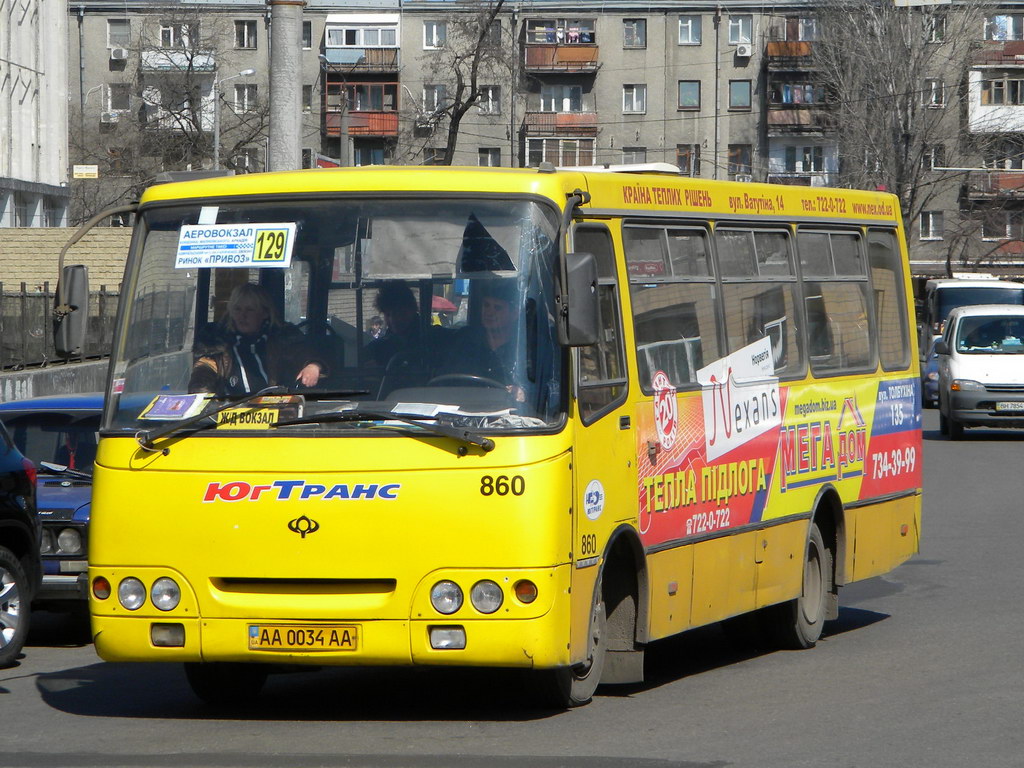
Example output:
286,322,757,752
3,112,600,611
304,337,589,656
0,361,109,403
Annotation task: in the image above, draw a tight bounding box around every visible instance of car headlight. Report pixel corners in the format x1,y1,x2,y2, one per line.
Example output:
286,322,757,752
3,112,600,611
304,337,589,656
926,372,939,381
951,379,984,392
117,577,146,610
39,529,54,555
151,577,181,611
470,580,503,614
57,527,83,555
430,580,463,615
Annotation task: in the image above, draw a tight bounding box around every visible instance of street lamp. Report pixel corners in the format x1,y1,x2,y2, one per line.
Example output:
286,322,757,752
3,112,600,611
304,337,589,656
213,68,256,169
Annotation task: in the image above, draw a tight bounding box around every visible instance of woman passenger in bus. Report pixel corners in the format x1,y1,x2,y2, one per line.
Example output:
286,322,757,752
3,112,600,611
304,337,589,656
189,283,325,395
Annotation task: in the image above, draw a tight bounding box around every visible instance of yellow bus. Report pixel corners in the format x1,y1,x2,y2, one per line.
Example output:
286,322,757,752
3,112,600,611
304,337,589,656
76,166,921,707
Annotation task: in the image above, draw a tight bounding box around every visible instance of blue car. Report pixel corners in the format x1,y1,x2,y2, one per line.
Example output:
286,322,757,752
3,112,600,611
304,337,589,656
0,393,102,607
921,336,941,408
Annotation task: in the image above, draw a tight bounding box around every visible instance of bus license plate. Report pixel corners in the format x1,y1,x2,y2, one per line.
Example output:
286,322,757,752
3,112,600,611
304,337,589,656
248,624,359,652
995,402,1024,412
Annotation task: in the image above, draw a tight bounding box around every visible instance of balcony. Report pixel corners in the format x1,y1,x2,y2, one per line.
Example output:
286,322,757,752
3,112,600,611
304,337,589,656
524,45,599,74
324,110,398,137
141,48,215,72
322,47,400,73
973,40,1024,65
765,40,814,71
522,112,598,137
963,170,1024,199
767,172,835,187
766,107,834,136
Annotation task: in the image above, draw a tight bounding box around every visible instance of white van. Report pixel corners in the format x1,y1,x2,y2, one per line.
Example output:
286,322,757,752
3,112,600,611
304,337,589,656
919,278,1024,360
936,304,1024,438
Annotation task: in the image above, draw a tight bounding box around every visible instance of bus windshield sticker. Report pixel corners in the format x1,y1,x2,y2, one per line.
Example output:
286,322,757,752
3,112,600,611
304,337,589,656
174,223,297,269
139,393,212,420
198,206,219,224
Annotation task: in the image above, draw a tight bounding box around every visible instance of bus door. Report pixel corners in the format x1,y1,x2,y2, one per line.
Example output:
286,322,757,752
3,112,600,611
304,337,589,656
569,224,638,680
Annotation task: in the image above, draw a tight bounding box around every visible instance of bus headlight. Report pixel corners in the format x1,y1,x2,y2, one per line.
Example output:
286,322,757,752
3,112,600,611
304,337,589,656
57,527,83,555
470,580,503,614
118,577,146,610
430,580,463,615
151,577,181,611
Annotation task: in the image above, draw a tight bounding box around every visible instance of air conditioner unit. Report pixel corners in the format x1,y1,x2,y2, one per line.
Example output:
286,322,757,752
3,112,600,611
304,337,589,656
735,43,753,58
110,47,128,61
735,173,753,183
100,111,120,124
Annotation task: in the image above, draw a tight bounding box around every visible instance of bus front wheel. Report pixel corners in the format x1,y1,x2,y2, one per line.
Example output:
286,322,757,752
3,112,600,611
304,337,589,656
536,593,607,708
184,662,268,706
769,522,831,650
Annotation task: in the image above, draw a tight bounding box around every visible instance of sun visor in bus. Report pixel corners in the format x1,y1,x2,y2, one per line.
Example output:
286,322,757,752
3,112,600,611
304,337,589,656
456,213,515,275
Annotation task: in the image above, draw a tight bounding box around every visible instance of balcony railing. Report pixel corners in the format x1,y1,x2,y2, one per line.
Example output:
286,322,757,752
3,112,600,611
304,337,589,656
324,110,398,137
964,170,1024,197
522,111,598,136
524,45,599,73
322,47,400,72
767,172,834,187
766,107,835,135
765,40,814,71
140,48,215,72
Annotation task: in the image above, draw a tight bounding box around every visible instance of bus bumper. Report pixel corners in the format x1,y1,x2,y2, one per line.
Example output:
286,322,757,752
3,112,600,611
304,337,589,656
92,612,570,669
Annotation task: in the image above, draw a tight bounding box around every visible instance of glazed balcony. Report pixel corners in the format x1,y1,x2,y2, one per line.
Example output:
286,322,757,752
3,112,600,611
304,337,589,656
321,47,400,73
524,45,599,74
522,111,598,136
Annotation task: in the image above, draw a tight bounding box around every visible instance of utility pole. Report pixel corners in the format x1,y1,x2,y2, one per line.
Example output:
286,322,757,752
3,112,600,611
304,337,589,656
266,0,305,171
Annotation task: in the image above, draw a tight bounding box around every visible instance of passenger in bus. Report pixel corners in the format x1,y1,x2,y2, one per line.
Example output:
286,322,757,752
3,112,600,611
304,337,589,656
439,281,524,401
189,283,325,395
366,281,430,366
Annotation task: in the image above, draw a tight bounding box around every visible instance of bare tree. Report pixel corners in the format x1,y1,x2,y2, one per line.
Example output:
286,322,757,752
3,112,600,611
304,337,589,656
400,0,513,165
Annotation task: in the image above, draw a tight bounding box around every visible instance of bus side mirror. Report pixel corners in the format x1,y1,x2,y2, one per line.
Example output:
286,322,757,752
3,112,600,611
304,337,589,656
54,265,89,359
560,251,600,347
934,339,949,355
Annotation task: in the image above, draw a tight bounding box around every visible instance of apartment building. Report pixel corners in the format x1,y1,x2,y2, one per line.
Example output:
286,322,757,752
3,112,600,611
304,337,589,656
2,0,69,227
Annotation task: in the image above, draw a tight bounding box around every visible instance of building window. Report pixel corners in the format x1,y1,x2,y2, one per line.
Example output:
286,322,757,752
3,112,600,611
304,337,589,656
981,75,1024,105
623,84,647,114
770,81,824,105
235,20,257,49
234,84,258,112
729,80,752,110
424,147,446,165
922,144,945,170
678,80,701,110
43,198,63,227
624,19,646,48
728,144,753,177
728,15,753,45
302,20,312,49
108,19,130,48
540,84,582,113
527,138,595,167
108,83,131,111
302,84,313,112
926,14,945,42
13,194,32,227
920,211,943,240
679,15,702,45
525,19,596,44
423,84,447,112
981,211,1020,240
234,147,260,173
785,146,824,173
676,144,701,176
344,83,396,112
327,25,397,48
923,78,944,107
986,14,1024,41
622,147,647,164
984,139,1024,169
160,22,197,48
478,85,501,115
424,21,446,49
479,148,501,167
483,21,502,47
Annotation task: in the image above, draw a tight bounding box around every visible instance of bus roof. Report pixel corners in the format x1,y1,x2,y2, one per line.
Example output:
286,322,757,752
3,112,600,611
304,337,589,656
138,166,903,225
925,278,1024,290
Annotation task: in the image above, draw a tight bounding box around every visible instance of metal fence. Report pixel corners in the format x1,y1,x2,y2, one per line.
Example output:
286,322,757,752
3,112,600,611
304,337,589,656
0,283,119,370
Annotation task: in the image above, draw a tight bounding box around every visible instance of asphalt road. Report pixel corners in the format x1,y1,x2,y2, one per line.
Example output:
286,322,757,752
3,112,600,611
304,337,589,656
3,409,1022,768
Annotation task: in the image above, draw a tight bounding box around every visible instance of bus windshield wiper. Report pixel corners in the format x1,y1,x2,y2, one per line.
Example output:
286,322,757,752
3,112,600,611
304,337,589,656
135,385,289,455
275,409,495,453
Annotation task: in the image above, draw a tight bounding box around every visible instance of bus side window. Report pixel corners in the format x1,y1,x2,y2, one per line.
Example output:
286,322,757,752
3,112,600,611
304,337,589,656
574,225,627,424
867,229,911,371
625,225,720,393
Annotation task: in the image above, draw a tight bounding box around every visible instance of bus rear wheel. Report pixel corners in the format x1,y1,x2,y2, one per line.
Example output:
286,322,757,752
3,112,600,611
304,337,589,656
536,593,606,708
184,662,268,706
769,523,831,650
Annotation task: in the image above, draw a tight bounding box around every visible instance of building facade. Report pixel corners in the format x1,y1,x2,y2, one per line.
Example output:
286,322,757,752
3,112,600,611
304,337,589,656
2,0,69,227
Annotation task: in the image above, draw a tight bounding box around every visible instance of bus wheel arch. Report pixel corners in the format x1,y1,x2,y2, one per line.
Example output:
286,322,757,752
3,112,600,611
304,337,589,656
598,524,648,684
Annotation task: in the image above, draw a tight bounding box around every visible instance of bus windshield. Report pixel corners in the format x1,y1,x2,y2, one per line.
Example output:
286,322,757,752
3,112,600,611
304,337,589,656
107,196,565,434
937,286,1024,323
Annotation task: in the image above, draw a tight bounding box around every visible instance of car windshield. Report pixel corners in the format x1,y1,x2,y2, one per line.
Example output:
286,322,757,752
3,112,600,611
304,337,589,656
955,316,1024,354
937,287,1024,323
0,412,100,471
107,196,566,435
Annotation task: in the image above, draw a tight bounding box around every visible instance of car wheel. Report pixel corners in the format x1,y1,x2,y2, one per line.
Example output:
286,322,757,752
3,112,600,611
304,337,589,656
939,401,949,436
949,417,964,440
0,545,30,668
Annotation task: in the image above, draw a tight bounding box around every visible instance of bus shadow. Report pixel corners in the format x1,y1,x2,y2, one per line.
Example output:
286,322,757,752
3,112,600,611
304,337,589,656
604,605,889,698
